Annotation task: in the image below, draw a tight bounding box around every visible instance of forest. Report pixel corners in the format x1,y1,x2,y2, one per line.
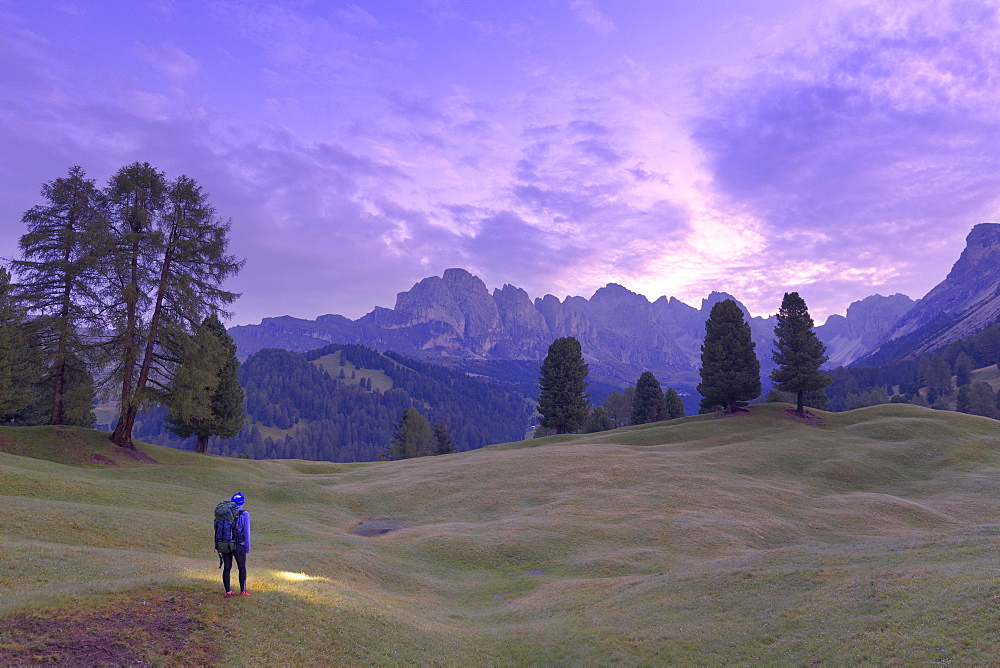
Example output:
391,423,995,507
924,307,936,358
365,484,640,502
134,343,534,461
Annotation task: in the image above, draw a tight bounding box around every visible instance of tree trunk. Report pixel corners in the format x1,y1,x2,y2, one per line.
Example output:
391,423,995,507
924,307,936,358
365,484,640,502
196,433,209,453
796,391,805,416
50,356,65,425
111,403,138,449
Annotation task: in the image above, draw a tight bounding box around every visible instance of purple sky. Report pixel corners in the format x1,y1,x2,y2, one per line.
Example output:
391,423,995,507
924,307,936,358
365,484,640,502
3,0,999,326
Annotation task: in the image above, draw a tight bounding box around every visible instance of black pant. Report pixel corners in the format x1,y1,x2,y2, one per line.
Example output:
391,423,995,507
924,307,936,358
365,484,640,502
222,546,247,593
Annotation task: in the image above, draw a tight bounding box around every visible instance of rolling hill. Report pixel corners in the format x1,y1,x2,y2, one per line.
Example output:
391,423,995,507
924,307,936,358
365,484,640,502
3,404,1000,664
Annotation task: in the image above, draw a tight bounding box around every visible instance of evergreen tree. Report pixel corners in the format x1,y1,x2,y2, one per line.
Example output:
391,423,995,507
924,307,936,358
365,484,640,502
698,299,761,414
538,336,590,434
602,388,633,428
11,166,107,424
956,382,996,418
664,387,685,419
0,268,41,423
954,352,975,388
585,405,614,433
769,292,831,416
166,314,245,453
923,355,953,403
433,420,456,455
388,407,435,459
29,351,96,427
631,371,665,425
105,165,243,448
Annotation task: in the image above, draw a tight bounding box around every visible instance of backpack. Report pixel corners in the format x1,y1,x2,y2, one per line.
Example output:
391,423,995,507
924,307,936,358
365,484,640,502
214,501,244,566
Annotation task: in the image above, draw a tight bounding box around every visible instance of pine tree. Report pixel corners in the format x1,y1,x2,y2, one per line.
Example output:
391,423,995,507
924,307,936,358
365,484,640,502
664,387,685,419
957,381,996,418
538,336,590,434
105,165,243,448
631,371,665,425
11,166,108,425
388,407,435,459
0,268,41,423
924,355,953,403
954,352,975,388
698,299,761,414
770,292,831,416
433,420,456,455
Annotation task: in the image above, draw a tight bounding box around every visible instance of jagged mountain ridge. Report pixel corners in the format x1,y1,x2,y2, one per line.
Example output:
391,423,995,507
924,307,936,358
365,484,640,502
872,223,1000,358
230,268,914,390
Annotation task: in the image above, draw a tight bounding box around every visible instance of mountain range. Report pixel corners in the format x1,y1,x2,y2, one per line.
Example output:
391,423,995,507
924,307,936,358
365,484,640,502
229,223,1000,395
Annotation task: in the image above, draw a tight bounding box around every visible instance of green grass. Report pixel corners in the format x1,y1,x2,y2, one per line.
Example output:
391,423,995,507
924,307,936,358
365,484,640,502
312,350,393,392
3,403,1000,664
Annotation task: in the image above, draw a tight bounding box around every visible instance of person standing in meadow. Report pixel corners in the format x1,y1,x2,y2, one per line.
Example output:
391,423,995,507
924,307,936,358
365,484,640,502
221,492,252,597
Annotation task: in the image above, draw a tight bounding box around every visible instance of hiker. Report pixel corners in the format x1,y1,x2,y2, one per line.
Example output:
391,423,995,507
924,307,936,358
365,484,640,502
220,492,252,598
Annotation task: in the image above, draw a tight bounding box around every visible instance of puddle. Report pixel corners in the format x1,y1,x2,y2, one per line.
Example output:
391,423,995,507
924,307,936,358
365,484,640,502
351,519,414,536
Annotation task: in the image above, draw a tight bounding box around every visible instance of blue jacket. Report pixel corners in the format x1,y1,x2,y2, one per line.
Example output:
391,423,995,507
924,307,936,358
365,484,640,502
237,509,251,553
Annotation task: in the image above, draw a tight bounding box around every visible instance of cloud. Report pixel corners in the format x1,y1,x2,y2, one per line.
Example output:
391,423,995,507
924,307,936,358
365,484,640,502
691,0,1000,316
569,0,616,35
133,41,200,79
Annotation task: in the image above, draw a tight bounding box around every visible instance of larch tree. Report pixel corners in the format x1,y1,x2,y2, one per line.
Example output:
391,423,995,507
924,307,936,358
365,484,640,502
0,268,41,423
698,299,761,414
433,420,456,455
923,355,953,403
602,386,634,428
11,166,107,424
954,352,975,388
769,292,831,416
538,336,590,434
166,314,245,453
105,164,242,449
957,381,996,418
388,407,435,459
631,371,665,425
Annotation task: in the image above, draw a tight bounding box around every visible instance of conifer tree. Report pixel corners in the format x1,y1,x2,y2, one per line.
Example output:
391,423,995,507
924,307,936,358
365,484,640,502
538,336,590,434
957,381,996,418
105,165,242,448
664,387,685,419
923,355,953,402
0,268,41,423
698,299,761,414
166,314,245,453
11,166,107,424
433,420,456,455
770,292,831,416
388,407,435,459
602,386,634,428
585,405,614,432
954,352,975,388
632,371,665,425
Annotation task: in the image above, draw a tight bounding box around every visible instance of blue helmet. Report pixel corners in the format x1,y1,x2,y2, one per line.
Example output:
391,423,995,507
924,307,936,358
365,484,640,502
231,492,245,506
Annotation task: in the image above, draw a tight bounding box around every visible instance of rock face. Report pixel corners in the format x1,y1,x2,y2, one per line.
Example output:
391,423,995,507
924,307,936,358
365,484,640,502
820,294,916,367
229,267,911,388
227,223,1000,392
874,224,1000,356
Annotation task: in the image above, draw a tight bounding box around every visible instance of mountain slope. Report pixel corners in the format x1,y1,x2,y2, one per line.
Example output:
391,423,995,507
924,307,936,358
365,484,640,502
230,269,912,392
875,223,1000,358
4,403,1000,664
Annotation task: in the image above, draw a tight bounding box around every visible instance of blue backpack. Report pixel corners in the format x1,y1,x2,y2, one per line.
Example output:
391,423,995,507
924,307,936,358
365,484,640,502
214,501,244,567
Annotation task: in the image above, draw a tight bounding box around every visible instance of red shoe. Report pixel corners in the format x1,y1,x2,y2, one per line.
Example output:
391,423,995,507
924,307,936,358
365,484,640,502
224,591,235,598
240,591,250,596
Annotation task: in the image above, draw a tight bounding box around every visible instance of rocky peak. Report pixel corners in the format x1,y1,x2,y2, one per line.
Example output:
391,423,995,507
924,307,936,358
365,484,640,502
883,223,1000,345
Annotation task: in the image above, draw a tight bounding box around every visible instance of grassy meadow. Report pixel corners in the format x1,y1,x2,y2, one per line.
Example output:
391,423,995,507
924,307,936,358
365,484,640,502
3,403,1000,664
